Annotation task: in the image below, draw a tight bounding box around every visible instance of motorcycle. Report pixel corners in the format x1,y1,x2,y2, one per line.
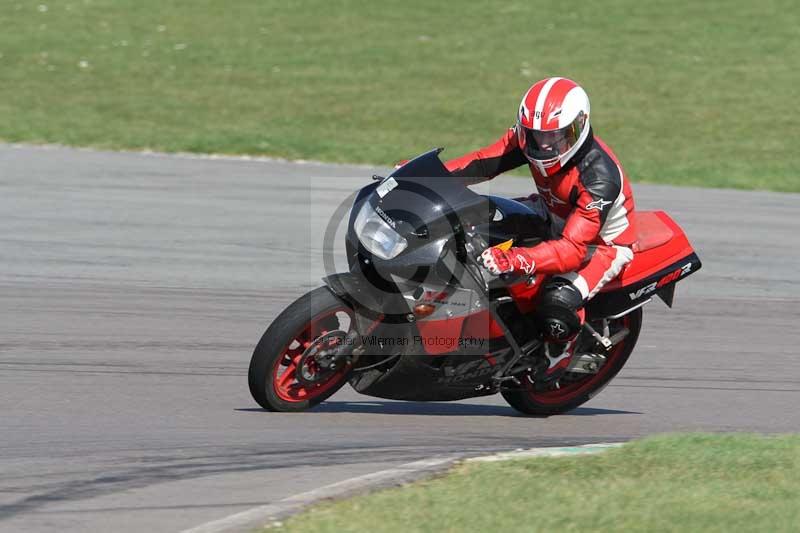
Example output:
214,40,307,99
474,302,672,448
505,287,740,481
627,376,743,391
248,149,701,415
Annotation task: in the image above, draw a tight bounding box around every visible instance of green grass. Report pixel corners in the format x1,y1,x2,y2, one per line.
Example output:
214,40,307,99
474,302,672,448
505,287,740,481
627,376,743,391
270,434,800,533
1,1,798,191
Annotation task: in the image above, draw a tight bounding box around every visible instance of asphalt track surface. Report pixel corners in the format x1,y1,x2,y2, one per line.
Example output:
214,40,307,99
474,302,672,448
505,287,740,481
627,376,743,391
1,144,799,532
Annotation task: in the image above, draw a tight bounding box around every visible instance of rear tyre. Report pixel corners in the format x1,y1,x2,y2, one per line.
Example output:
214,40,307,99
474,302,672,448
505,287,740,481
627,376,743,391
248,287,355,412
502,308,642,416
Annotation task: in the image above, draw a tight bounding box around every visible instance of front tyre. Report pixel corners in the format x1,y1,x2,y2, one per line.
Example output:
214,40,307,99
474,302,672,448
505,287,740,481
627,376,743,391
248,287,356,412
502,309,642,416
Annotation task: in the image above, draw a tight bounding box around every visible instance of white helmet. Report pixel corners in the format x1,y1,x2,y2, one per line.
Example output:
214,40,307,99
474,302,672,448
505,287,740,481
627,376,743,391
516,77,591,177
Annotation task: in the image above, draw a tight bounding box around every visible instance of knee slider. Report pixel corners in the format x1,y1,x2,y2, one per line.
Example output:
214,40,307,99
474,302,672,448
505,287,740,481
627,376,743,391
537,280,584,341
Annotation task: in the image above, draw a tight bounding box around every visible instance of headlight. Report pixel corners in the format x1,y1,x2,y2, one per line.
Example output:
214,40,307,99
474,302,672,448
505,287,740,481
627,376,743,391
353,202,408,260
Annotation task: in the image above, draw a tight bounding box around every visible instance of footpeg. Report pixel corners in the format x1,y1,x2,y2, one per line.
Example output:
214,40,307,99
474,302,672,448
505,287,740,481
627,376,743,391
566,353,607,374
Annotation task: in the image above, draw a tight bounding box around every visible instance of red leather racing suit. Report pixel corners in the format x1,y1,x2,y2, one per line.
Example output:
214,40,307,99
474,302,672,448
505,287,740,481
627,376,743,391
445,127,636,301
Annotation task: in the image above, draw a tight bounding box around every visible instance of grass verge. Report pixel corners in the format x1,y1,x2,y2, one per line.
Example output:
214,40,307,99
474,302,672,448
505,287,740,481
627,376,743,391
269,434,800,533
1,1,798,191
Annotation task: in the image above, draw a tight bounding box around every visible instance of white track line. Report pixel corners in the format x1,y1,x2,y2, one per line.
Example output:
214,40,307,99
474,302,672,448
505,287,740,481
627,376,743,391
467,442,623,462
180,443,624,533
179,455,459,533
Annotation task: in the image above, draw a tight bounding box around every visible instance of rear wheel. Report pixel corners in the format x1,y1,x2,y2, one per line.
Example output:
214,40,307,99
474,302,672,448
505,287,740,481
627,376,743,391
248,287,356,412
502,309,642,416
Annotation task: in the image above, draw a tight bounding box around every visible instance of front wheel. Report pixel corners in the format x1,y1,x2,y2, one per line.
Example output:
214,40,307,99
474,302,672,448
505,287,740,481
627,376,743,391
248,287,356,412
502,308,642,416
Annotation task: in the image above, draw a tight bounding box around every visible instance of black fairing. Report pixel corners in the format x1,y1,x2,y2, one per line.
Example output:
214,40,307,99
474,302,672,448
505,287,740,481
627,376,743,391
345,149,551,286
347,150,486,285
339,149,557,401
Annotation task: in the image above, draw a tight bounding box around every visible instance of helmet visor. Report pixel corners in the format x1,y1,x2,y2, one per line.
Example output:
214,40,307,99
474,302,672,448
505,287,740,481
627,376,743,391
518,112,586,162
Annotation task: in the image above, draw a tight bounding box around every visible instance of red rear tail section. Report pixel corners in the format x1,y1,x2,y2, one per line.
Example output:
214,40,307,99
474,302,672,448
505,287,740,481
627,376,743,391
588,210,701,317
605,211,699,289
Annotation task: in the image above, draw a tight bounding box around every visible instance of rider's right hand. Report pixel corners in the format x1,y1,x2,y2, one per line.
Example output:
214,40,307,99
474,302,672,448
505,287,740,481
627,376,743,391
480,246,536,276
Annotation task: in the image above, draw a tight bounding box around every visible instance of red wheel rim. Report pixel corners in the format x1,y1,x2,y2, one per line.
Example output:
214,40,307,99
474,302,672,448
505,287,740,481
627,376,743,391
524,314,632,405
272,308,353,403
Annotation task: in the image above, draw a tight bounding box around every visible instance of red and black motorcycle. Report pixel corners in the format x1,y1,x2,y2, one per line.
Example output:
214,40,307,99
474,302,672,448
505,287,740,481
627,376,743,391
248,149,701,415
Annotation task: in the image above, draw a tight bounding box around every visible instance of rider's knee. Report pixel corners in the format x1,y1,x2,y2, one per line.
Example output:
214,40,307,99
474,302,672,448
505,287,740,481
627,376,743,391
536,278,585,342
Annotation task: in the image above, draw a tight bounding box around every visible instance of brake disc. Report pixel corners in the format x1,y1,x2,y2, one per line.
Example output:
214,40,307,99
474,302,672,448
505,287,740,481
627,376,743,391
296,330,349,387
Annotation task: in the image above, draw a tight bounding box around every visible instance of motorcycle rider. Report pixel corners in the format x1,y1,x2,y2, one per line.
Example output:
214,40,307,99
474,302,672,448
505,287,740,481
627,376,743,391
444,77,637,381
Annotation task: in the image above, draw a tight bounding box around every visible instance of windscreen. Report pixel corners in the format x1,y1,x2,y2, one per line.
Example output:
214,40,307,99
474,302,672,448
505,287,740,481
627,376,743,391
388,148,453,179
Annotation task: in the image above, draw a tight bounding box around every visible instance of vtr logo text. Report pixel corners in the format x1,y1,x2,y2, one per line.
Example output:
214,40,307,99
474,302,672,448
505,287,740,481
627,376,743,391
628,263,692,300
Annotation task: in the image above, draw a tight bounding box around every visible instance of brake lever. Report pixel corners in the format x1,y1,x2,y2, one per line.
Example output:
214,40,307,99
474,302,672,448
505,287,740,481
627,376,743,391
466,253,490,293
463,231,490,294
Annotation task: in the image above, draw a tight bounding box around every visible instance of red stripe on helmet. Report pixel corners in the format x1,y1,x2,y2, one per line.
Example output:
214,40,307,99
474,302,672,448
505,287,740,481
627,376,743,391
519,79,548,129
540,78,578,131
